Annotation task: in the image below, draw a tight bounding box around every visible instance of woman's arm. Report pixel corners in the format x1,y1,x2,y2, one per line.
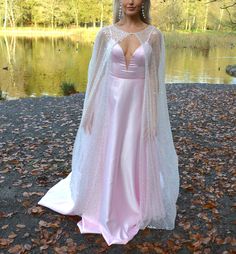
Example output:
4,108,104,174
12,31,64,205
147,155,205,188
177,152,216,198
144,29,163,141
81,27,108,133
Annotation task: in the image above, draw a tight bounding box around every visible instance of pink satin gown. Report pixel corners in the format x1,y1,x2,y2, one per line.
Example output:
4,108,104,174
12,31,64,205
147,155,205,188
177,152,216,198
78,43,146,244
38,42,148,245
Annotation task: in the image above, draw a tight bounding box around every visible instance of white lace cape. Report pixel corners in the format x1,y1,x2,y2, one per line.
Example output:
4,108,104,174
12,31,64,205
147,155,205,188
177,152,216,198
70,24,180,230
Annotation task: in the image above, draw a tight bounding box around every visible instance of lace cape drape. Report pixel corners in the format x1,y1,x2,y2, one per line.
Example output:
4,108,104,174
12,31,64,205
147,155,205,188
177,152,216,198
70,24,180,230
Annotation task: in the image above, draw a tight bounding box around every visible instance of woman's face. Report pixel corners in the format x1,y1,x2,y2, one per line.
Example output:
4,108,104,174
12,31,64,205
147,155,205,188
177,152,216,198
121,0,143,17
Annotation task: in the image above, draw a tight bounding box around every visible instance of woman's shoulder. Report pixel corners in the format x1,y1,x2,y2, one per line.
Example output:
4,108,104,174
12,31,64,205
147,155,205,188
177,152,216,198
146,26,164,48
97,25,111,34
96,24,163,42
150,26,163,36
95,25,111,39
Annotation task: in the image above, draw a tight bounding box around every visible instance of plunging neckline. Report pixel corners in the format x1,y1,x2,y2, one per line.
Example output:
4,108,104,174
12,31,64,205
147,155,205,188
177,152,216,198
112,24,151,71
116,43,143,71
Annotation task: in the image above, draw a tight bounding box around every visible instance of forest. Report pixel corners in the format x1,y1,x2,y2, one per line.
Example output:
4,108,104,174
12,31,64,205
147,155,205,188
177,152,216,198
0,0,235,31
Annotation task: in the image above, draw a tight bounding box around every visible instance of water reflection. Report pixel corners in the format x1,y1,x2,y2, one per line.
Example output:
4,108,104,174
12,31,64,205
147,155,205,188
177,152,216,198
166,47,236,84
0,35,235,100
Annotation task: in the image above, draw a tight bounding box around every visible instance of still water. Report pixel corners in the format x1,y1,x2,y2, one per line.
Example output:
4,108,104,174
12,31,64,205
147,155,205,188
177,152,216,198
0,35,235,100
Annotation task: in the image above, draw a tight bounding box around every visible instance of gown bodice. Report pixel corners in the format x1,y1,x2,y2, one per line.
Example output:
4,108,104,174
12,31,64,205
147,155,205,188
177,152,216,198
109,43,145,79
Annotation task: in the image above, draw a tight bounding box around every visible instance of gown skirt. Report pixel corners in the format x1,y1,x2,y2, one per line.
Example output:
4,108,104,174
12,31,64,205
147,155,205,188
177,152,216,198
38,42,151,245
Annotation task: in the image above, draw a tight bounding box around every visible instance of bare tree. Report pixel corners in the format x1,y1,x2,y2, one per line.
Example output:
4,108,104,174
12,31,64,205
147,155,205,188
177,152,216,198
3,0,8,28
206,0,236,24
3,0,16,28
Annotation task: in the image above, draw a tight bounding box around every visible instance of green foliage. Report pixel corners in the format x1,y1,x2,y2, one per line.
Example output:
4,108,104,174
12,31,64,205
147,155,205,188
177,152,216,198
0,0,235,31
0,88,7,100
60,81,77,96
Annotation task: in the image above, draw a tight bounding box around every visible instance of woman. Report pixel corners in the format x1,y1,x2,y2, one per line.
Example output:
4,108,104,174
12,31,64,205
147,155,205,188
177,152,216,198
38,0,180,246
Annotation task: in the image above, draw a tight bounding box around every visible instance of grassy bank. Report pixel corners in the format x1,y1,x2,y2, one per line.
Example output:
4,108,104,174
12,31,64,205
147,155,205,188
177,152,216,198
0,26,235,49
0,26,100,44
165,30,236,49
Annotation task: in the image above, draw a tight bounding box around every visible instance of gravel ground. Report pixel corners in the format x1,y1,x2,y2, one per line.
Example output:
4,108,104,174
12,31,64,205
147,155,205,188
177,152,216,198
0,83,235,253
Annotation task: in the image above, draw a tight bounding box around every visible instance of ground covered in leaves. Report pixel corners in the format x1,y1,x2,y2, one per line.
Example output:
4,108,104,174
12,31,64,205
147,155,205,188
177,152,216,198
0,83,235,254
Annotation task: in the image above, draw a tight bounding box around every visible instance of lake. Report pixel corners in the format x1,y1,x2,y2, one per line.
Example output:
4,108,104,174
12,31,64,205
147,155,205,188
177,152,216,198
0,35,235,100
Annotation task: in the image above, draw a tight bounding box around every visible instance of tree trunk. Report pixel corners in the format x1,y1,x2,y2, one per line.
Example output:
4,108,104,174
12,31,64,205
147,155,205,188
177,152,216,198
185,0,189,31
51,2,55,29
72,0,79,27
203,3,209,31
10,1,15,27
3,0,8,29
217,8,224,31
100,0,103,28
75,12,79,27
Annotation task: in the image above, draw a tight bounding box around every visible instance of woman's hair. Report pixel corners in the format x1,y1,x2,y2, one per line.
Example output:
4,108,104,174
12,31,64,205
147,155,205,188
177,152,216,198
113,0,151,25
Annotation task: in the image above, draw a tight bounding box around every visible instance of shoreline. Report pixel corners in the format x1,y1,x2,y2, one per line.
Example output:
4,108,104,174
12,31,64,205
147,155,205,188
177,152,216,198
1,83,235,103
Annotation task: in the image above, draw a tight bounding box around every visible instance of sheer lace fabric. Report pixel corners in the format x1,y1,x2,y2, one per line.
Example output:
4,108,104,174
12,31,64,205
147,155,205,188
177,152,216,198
72,24,179,230
38,24,179,233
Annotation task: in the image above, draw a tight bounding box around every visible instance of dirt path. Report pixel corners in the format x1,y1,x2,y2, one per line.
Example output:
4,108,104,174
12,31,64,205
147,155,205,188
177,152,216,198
0,84,235,253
